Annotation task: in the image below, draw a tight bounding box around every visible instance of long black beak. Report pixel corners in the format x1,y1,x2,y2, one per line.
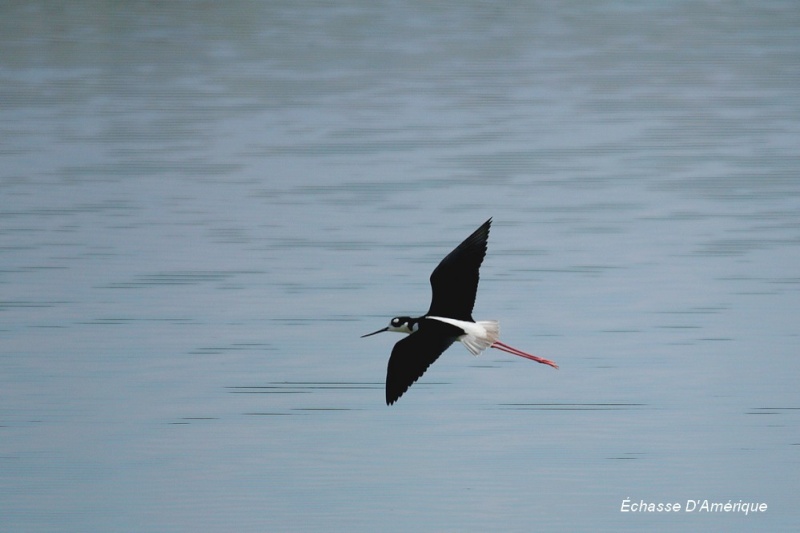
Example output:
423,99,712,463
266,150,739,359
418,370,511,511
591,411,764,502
361,327,389,338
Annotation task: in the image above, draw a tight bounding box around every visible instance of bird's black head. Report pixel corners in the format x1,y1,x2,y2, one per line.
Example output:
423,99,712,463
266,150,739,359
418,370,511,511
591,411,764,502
389,316,415,332
361,316,417,337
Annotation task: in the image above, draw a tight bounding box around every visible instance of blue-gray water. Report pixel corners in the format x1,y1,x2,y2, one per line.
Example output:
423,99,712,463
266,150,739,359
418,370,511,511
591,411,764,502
2,2,799,532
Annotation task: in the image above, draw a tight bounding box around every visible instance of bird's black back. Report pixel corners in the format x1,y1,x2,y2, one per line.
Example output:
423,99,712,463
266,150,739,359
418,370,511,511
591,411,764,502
426,218,491,321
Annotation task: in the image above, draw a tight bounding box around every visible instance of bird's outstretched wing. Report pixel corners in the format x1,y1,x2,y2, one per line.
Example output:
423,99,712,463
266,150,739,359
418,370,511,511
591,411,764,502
385,320,462,405
426,218,491,321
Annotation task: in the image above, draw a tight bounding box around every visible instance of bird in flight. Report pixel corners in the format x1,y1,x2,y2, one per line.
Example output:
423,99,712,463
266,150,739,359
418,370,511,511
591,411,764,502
362,218,558,405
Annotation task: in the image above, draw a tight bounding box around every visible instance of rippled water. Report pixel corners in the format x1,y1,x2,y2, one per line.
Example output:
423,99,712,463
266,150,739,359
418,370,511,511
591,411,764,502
2,2,799,532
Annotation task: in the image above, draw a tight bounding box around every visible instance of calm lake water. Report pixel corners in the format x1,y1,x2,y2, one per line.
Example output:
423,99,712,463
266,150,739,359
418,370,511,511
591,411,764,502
2,2,799,532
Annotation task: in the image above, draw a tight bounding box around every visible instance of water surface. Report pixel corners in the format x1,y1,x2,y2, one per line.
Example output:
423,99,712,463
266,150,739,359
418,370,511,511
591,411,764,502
1,2,799,532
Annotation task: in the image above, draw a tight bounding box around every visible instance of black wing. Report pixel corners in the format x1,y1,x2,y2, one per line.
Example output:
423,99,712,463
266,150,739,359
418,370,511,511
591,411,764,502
426,218,491,321
385,320,463,405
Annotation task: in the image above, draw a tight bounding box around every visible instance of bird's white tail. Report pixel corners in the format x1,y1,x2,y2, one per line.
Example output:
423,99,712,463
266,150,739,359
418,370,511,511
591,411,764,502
460,320,500,356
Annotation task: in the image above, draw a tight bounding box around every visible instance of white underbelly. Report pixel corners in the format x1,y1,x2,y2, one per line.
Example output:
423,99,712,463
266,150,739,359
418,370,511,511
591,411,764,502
427,316,500,356
427,316,484,336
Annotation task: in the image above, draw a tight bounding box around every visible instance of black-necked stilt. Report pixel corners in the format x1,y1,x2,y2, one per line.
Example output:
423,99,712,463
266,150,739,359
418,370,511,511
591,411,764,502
362,218,558,405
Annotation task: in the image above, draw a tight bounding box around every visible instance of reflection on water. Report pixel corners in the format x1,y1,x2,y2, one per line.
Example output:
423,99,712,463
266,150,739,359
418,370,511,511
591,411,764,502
2,1,800,532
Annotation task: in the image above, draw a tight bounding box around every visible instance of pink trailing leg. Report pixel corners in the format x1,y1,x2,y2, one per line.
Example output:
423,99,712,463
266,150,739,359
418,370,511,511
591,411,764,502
491,341,559,369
